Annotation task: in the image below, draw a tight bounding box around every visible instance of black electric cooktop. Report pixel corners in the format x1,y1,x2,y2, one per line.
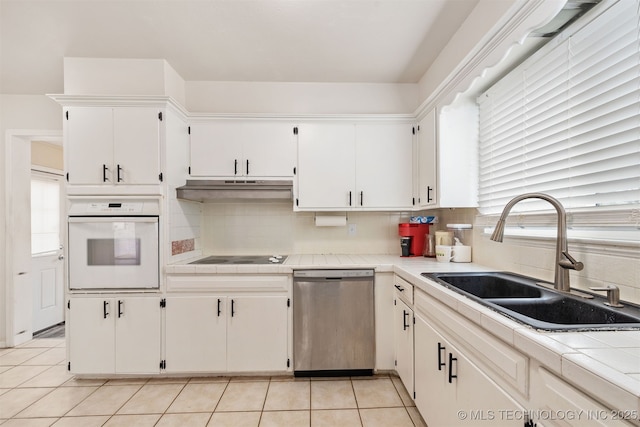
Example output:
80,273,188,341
189,255,287,265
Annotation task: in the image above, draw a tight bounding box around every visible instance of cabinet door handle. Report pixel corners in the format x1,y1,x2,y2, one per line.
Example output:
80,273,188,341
438,343,446,370
360,191,364,206
234,159,238,175
394,284,404,292
117,164,123,182
102,164,109,182
217,298,222,317
448,352,457,383
348,191,352,206
118,300,124,318
427,186,433,203
231,299,235,317
103,301,109,319
246,159,249,175
403,310,409,330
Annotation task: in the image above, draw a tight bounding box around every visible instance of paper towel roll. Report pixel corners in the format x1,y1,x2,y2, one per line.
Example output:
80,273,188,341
315,214,347,227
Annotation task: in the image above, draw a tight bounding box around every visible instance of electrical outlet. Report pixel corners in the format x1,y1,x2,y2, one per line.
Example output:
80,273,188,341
348,224,357,236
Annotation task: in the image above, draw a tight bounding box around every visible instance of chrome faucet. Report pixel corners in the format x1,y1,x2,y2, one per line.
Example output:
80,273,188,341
490,193,583,293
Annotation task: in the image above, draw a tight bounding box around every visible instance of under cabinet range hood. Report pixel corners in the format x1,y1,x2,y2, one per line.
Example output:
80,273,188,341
176,179,294,202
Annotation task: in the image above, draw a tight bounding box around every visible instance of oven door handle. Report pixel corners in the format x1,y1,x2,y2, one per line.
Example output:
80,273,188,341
68,217,158,223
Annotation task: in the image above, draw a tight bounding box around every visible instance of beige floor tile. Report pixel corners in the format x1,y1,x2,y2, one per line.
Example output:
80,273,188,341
406,406,427,427
216,382,268,412
311,380,357,410
66,385,142,416
311,409,362,427
207,411,260,427
22,348,66,366
117,383,184,415
229,376,271,382
61,378,106,388
0,366,50,388
51,416,110,427
156,412,212,427
1,418,58,427
16,386,97,418
188,376,230,384
0,387,53,418
0,348,48,366
0,366,11,374
359,408,414,427
259,410,309,427
102,414,160,427
390,376,415,407
0,348,16,356
145,377,189,385
352,378,403,408
104,378,148,386
167,382,226,413
19,338,65,349
20,365,75,388
263,380,310,411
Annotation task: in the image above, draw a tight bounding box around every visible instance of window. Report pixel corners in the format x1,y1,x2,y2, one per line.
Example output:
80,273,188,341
478,0,640,222
31,175,61,255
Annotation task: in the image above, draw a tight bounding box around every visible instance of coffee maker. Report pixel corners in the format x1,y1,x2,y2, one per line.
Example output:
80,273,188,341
398,223,429,257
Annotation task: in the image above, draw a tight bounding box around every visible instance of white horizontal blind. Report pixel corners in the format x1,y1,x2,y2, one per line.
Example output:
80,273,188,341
478,0,640,215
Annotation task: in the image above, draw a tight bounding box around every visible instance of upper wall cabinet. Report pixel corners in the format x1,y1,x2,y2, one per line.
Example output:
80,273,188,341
416,110,437,208
64,106,162,186
189,120,296,179
296,122,415,211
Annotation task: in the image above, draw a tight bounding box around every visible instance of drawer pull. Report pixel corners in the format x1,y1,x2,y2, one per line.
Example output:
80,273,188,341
438,343,445,370
394,284,405,292
448,352,457,383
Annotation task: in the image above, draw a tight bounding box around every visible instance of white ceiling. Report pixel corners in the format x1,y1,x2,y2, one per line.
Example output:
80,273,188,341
0,0,480,95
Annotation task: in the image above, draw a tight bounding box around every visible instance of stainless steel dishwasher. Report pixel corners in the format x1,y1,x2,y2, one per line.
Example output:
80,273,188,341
293,269,375,376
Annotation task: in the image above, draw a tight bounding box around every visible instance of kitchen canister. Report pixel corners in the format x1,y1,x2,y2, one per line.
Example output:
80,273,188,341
435,231,453,246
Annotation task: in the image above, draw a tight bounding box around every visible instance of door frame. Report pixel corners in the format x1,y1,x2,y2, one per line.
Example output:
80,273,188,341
4,130,62,347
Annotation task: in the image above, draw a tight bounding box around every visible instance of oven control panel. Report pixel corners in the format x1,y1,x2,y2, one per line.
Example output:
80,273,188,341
68,199,160,216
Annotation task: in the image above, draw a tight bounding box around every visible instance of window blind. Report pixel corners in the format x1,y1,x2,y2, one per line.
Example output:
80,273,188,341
478,0,640,215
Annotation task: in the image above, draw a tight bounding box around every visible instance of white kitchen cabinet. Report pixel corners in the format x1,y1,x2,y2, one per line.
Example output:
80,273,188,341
227,296,289,372
394,297,414,398
296,122,414,210
416,109,437,208
296,123,356,209
414,314,526,426
68,296,161,375
189,120,296,178
64,106,162,185
164,296,226,373
530,364,635,427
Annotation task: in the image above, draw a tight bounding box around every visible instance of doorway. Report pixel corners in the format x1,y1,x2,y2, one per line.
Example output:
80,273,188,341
4,131,62,346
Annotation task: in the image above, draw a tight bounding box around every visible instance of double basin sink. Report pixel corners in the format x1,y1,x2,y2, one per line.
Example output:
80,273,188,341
422,272,640,331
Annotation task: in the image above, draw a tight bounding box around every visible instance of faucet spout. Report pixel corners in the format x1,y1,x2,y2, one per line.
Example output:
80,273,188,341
490,193,581,293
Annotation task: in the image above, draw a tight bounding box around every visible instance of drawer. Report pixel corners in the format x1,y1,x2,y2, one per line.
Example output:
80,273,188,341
167,274,290,293
394,275,413,305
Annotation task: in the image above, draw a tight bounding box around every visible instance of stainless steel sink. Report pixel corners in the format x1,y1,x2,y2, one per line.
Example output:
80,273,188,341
423,272,640,331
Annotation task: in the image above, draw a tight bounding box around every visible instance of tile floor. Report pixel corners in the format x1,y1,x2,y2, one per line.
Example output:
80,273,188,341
0,335,427,426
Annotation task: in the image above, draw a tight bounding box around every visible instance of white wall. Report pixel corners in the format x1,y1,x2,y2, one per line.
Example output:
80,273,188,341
186,81,419,114
0,94,62,346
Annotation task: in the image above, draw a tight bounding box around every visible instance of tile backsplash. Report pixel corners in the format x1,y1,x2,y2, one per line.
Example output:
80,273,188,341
201,202,410,256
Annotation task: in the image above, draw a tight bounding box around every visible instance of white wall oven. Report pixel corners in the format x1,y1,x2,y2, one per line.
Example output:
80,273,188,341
68,199,160,290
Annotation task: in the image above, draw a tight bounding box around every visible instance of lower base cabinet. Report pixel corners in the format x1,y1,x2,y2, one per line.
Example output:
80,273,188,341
414,314,527,426
394,297,414,397
164,295,289,373
68,296,161,375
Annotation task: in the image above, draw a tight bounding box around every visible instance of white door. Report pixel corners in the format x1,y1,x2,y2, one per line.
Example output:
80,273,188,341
30,172,65,332
65,106,114,184
242,122,296,177
227,296,288,372
113,107,161,184
355,123,414,209
68,297,116,374
394,298,414,396
115,297,161,374
296,123,356,209
165,296,227,372
417,110,437,207
190,121,243,176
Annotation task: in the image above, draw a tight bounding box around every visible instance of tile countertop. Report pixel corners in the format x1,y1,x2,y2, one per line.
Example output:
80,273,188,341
166,254,640,415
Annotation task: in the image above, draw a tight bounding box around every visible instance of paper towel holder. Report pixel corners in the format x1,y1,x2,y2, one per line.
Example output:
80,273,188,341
314,212,348,227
